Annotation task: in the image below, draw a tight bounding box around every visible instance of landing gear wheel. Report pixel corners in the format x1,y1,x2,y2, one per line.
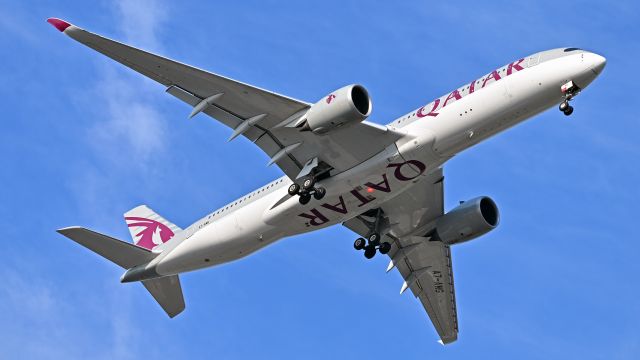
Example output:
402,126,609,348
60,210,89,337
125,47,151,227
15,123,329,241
559,101,569,112
559,81,580,117
364,246,376,259
288,183,300,196
354,237,366,250
378,242,391,254
563,106,574,116
302,177,316,190
299,193,311,205
368,233,380,246
313,187,326,200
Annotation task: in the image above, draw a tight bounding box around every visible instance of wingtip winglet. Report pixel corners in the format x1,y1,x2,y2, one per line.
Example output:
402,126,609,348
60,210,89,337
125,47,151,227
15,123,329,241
47,18,72,32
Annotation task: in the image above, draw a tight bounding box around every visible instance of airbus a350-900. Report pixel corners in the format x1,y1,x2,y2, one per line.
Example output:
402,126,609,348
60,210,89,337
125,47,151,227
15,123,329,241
48,18,605,344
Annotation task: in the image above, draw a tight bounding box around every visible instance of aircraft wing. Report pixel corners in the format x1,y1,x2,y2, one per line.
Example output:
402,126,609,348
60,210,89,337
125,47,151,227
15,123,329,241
48,18,402,179
343,168,459,344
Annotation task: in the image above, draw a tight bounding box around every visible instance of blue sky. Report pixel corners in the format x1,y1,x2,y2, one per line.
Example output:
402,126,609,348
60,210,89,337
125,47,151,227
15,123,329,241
1,0,638,358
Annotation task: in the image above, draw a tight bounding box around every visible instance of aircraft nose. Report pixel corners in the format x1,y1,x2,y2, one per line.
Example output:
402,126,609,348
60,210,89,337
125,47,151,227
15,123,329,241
589,52,607,75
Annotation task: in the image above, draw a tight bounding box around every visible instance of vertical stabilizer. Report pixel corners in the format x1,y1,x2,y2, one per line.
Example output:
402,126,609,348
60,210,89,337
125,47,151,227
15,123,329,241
124,205,181,250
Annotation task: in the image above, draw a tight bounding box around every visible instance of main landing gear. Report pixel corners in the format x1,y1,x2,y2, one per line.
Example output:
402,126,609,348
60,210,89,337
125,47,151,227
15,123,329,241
288,175,326,205
289,157,330,205
352,208,392,259
559,80,580,116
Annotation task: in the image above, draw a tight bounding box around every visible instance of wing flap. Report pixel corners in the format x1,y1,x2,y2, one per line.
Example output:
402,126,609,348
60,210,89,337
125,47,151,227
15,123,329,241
343,168,458,344
394,238,458,344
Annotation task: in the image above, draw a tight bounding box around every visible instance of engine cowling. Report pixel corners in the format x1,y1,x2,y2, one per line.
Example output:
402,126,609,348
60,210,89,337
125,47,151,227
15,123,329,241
435,196,499,245
301,84,372,134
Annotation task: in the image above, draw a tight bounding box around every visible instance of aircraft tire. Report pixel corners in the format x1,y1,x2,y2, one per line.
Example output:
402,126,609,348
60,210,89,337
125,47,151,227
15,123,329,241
313,187,326,200
364,246,376,259
288,183,300,196
379,242,391,254
368,233,380,246
354,238,366,250
302,177,315,190
563,106,574,116
299,194,311,205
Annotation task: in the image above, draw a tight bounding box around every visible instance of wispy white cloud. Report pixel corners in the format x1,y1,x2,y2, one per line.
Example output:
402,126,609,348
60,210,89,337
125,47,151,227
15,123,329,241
0,264,146,359
0,268,74,359
90,69,168,164
89,2,170,356
114,0,168,51
60,2,171,358
67,0,171,220
2,269,57,319
102,279,138,360
0,1,40,44
89,0,170,166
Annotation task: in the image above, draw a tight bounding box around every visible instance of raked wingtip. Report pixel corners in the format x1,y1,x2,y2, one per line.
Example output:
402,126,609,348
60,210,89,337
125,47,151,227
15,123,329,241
47,18,72,32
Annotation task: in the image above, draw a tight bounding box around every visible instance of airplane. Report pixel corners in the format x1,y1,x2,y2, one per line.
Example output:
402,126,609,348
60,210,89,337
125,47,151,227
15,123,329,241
48,17,606,344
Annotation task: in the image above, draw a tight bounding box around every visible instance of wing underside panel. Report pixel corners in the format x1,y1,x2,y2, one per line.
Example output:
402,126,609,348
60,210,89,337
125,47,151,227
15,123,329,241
343,169,458,344
393,238,458,344
61,23,402,180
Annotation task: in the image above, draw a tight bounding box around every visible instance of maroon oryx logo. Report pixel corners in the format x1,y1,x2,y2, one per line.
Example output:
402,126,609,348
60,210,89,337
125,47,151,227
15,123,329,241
326,94,336,104
125,217,175,250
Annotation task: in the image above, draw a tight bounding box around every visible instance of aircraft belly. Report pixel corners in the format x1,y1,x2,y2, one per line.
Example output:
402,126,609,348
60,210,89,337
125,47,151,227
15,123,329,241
262,144,436,233
155,210,269,274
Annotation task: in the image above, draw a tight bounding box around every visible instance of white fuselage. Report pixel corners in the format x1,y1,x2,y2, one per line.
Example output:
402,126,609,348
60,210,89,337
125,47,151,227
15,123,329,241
150,48,605,277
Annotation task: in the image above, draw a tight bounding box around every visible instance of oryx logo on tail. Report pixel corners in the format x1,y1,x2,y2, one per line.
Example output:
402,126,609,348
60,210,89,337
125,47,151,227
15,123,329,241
123,205,182,250
125,217,175,250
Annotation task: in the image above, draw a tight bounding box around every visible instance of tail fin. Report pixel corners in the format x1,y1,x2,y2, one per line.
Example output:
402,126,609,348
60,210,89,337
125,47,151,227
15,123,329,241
124,205,181,250
57,226,186,318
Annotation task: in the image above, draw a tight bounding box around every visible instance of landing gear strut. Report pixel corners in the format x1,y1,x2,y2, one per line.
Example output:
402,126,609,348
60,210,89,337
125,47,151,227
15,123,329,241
290,175,326,204
289,158,329,205
559,80,580,116
352,208,392,259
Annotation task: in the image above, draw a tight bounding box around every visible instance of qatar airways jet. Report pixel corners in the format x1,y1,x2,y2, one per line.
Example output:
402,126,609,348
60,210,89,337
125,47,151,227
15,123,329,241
49,17,605,344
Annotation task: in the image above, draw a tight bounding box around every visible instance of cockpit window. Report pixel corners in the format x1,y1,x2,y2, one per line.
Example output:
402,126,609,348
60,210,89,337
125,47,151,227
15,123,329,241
564,47,582,52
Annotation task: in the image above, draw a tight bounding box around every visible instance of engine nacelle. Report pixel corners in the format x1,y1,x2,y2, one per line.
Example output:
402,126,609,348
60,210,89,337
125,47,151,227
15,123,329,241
435,196,499,245
302,84,372,134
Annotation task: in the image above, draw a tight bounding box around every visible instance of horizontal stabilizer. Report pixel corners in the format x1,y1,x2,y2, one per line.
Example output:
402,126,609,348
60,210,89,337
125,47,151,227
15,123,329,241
57,226,155,269
142,275,185,318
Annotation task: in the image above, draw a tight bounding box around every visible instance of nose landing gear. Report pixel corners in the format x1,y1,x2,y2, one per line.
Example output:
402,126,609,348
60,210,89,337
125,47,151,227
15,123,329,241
559,101,574,116
559,80,580,116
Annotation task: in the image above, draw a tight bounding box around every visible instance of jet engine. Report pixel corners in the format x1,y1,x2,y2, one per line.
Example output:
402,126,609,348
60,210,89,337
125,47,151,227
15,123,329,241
299,84,372,134
435,196,499,245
